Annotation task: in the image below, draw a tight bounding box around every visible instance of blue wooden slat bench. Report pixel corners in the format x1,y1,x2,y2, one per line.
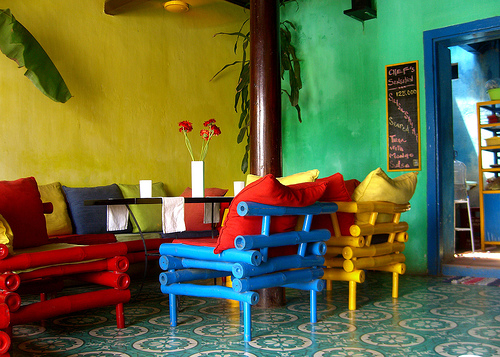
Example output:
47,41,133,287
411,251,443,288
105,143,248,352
158,201,338,342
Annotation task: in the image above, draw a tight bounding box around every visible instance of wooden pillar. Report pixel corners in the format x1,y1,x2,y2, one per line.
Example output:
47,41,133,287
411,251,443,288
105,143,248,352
249,0,284,307
249,0,282,177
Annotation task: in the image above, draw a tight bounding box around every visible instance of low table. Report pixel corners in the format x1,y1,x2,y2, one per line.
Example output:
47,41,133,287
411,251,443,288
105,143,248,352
85,196,233,297
84,196,233,239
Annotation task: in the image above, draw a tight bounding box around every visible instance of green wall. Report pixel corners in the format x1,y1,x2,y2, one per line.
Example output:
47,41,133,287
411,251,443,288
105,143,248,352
281,0,500,274
0,0,248,195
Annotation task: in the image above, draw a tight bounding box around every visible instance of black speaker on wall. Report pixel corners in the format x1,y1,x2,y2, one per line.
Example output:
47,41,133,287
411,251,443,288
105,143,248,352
344,0,377,22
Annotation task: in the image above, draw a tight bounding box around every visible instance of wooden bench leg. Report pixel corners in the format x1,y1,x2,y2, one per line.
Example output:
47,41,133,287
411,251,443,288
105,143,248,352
116,303,125,329
392,272,399,299
243,302,251,342
169,294,177,327
310,290,317,323
326,279,333,290
348,280,357,310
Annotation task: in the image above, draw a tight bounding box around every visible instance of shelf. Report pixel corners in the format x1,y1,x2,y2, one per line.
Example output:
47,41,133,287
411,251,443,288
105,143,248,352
480,123,500,131
481,145,500,152
481,168,500,173
483,190,500,194
477,99,500,250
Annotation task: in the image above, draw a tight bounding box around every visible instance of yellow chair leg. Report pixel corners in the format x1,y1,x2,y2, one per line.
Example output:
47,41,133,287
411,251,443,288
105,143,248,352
326,279,333,290
392,272,399,298
348,280,357,310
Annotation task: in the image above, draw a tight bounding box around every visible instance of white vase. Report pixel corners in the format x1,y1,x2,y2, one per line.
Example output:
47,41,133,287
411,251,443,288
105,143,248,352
191,161,205,198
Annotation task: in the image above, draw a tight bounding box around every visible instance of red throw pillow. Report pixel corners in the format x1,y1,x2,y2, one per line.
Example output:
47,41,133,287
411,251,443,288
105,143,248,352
181,187,229,231
345,178,361,195
0,177,50,249
312,173,357,236
214,175,327,254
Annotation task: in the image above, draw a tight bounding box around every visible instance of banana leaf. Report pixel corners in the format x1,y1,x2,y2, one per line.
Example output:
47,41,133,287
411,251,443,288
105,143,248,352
0,9,71,103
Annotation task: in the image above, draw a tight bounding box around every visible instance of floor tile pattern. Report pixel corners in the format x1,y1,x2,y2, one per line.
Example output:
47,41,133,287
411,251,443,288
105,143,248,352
9,272,500,356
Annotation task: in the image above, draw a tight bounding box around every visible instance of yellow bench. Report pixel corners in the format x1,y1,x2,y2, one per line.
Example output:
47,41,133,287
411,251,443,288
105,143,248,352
323,201,411,310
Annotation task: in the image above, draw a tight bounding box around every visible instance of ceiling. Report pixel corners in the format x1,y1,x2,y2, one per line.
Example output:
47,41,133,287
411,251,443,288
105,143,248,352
104,0,295,15
104,0,250,15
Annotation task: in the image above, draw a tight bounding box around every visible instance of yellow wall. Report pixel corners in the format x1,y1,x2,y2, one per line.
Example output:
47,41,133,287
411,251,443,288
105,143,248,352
0,0,248,195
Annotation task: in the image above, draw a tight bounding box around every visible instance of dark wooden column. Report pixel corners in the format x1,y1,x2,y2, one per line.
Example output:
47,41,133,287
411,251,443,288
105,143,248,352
249,0,284,308
249,0,282,177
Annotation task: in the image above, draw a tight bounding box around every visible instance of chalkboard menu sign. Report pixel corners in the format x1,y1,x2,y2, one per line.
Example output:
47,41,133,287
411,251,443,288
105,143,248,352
385,61,421,171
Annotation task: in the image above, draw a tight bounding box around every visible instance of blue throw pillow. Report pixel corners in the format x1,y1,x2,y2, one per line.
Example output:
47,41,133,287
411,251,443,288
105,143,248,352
62,184,131,234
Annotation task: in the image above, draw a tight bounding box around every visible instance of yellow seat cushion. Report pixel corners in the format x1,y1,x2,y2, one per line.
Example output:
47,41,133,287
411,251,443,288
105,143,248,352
352,168,417,224
0,214,14,254
352,168,418,204
38,182,73,236
246,169,320,186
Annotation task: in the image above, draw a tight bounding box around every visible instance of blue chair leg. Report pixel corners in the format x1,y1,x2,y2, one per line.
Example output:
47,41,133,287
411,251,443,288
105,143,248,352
169,293,177,327
243,302,251,342
310,290,317,323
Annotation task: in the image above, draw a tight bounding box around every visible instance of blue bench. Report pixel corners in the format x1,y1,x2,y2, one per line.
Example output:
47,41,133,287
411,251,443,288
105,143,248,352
158,201,338,342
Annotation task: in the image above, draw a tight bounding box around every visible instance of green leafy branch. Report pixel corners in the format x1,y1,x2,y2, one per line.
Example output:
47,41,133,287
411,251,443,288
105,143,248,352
0,9,71,103
211,11,302,174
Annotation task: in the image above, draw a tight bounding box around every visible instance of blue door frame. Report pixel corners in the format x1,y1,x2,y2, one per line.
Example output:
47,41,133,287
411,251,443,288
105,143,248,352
424,16,500,276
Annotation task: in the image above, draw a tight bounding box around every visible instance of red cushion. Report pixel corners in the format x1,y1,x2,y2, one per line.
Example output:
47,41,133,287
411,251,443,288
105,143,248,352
50,233,117,245
214,175,327,254
312,173,357,236
0,177,49,249
181,187,228,231
345,178,361,195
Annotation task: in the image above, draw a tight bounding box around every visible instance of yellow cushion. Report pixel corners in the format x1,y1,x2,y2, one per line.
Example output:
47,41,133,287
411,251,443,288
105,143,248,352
352,168,417,224
246,169,320,186
0,214,14,254
352,167,418,203
38,182,73,236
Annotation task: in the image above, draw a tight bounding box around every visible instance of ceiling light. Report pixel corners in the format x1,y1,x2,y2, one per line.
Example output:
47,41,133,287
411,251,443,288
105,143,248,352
164,1,190,13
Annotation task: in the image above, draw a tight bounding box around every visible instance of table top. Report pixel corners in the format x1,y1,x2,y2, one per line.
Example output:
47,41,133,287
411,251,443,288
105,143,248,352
84,196,234,206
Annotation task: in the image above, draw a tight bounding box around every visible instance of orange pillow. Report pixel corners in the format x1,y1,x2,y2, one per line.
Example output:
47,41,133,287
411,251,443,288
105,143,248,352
214,175,327,254
181,187,228,231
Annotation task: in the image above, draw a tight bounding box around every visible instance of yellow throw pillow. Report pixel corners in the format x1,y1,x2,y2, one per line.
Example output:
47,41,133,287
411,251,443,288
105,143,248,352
352,167,418,204
0,214,14,254
38,182,73,236
246,169,320,186
352,168,417,225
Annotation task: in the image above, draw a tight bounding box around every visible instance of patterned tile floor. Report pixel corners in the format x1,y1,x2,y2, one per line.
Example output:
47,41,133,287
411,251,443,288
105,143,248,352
10,272,500,356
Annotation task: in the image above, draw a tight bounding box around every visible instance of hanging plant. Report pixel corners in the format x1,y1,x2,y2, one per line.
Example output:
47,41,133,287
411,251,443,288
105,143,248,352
0,9,71,103
211,3,302,173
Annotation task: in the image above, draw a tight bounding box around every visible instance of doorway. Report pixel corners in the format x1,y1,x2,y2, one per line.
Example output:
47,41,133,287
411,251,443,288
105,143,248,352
424,16,500,278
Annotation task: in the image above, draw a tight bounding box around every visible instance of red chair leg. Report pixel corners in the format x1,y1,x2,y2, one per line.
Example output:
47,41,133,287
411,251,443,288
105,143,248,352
116,303,125,329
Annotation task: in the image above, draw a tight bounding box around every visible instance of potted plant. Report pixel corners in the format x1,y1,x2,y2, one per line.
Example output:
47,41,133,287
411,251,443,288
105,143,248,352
212,2,302,173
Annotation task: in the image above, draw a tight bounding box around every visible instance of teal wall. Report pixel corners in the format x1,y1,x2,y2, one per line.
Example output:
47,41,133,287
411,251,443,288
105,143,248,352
281,0,500,274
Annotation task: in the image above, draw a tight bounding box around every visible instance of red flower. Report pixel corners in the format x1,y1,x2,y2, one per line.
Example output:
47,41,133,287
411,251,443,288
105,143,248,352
200,129,210,141
179,119,221,161
178,121,193,133
211,124,221,136
203,118,216,127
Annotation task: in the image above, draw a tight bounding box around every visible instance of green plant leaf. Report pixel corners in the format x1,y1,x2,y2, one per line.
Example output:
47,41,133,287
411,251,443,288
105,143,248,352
212,12,302,173
0,9,71,103
210,60,243,82
241,150,248,174
237,125,248,143
238,110,246,128
236,62,250,92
